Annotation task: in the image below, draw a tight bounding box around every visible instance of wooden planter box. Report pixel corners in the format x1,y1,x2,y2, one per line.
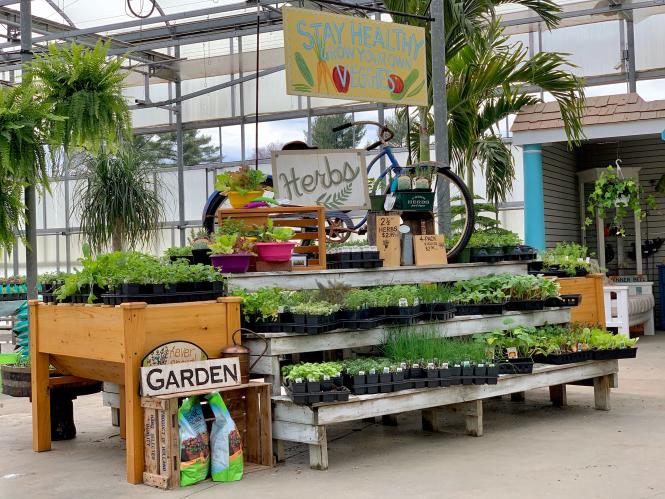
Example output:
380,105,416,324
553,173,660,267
557,273,606,327
29,298,242,484
142,382,272,490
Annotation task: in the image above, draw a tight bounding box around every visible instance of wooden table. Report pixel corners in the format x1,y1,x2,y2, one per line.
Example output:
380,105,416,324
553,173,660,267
29,298,242,484
272,360,619,470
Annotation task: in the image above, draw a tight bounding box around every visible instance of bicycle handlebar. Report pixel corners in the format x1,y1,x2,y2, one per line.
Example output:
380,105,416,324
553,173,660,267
331,120,394,151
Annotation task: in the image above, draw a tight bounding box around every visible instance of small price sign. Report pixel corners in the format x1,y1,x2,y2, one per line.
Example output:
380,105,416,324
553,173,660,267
413,234,447,266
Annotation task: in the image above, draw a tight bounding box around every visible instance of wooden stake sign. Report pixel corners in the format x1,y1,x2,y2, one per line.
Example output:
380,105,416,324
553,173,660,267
141,358,241,397
376,215,401,267
413,234,447,266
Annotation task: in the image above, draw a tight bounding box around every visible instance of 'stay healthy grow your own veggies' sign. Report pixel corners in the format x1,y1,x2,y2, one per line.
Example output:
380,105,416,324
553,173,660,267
283,7,428,106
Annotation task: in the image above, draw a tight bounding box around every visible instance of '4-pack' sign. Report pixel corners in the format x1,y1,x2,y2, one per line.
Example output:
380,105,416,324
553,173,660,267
272,149,369,210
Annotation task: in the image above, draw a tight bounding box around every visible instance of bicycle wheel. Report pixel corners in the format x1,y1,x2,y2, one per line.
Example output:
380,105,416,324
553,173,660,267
369,161,474,261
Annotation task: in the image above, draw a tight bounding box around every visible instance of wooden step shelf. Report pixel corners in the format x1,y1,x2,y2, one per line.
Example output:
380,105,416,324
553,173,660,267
216,206,327,271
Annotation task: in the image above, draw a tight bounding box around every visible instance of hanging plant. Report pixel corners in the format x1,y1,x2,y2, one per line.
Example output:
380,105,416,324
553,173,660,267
585,166,656,236
29,39,131,153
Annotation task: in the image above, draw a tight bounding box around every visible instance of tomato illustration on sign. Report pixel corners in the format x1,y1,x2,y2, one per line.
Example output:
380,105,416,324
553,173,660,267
332,65,350,93
387,74,404,94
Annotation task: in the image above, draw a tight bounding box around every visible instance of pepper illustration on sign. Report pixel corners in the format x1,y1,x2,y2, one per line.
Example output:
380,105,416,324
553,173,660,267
332,65,350,93
389,69,424,101
387,74,404,94
293,51,313,94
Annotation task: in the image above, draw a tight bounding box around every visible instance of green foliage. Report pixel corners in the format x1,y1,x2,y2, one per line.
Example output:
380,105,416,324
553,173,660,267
541,242,592,276
257,219,295,242
134,130,220,167
291,301,340,316
215,167,266,195
309,113,365,149
283,362,343,381
164,246,192,258
233,287,284,322
585,166,656,236
450,274,559,304
74,145,164,252
0,180,24,253
54,251,224,303
30,40,131,153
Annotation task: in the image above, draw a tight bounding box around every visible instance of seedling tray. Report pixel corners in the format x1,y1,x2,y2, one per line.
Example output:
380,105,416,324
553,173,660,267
497,358,534,375
504,300,545,311
534,351,593,364
327,259,383,270
102,289,225,305
454,303,505,316
285,384,351,405
0,293,27,301
341,317,383,330
592,348,637,360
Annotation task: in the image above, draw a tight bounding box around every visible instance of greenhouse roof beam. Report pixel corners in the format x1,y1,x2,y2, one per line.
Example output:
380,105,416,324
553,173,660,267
0,6,174,67
44,0,74,27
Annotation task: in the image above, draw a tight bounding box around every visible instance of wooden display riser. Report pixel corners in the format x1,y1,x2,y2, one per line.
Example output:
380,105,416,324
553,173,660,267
245,308,572,394
271,360,619,470
142,382,272,490
228,261,528,292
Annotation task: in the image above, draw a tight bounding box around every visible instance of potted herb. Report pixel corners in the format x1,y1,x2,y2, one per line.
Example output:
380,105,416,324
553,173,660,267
411,165,433,190
188,228,212,265
164,246,193,264
585,166,656,236
255,220,296,262
540,242,592,277
215,166,267,209
209,235,254,273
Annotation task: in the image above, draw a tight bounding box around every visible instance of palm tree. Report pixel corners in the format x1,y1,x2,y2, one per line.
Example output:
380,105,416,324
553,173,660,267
447,19,584,203
74,145,164,252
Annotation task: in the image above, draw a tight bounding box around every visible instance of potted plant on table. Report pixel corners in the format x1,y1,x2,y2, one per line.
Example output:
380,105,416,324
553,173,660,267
585,166,656,236
215,166,267,209
164,246,193,264
255,220,296,262
209,235,254,273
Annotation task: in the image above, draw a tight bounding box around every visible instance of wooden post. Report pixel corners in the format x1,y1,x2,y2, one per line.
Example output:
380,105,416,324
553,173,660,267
119,386,126,439
549,384,567,407
463,400,483,437
510,392,526,402
219,297,242,345
309,426,328,470
593,375,611,411
122,303,147,484
421,408,443,432
381,414,398,426
30,301,51,452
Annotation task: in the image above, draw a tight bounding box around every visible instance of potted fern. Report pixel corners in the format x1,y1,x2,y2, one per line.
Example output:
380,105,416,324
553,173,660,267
585,166,656,236
209,235,254,273
255,220,296,262
215,166,267,209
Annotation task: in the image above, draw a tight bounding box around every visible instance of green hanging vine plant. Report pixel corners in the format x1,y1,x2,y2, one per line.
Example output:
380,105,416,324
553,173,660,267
584,166,656,236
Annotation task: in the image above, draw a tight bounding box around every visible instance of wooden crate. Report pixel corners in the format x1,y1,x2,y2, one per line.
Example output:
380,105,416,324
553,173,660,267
29,298,242,484
141,382,273,490
557,273,606,327
216,206,327,270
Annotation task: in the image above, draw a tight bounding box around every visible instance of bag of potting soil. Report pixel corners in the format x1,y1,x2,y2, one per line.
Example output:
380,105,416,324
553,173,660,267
206,392,244,482
178,396,210,486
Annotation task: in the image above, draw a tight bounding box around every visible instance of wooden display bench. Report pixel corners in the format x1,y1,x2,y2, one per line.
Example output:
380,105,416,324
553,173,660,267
217,206,327,270
272,360,619,470
557,273,606,326
142,382,272,490
29,297,242,484
246,309,572,394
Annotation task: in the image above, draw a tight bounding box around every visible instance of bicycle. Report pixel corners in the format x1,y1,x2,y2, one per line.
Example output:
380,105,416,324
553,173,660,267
327,120,475,260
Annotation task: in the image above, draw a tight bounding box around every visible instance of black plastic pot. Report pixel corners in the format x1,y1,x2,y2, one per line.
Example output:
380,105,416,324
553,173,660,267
497,357,534,375
592,348,638,360
291,381,307,393
504,300,545,311
534,350,593,364
366,373,379,384
379,372,392,384
454,303,505,315
307,381,321,393
191,248,212,265
461,366,475,385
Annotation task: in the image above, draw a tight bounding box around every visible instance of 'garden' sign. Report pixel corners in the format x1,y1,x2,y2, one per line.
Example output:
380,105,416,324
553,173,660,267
272,149,369,210
140,358,241,396
283,7,427,106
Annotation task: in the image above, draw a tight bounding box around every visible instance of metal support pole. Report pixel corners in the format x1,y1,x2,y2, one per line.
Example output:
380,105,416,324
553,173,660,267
174,45,186,245
21,0,38,298
430,0,451,236
626,17,637,93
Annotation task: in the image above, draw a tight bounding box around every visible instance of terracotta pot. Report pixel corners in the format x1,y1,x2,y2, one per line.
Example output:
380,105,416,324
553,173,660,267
255,242,297,262
227,190,264,209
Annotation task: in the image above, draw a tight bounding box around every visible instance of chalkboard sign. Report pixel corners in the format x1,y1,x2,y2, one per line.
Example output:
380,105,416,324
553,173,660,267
272,149,369,210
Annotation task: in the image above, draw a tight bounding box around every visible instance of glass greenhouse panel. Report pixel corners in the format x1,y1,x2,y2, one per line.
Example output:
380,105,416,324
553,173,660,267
635,13,665,71
541,21,621,77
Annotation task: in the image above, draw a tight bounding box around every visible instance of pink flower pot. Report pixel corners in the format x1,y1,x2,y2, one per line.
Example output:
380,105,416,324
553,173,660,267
255,242,297,262
210,253,251,273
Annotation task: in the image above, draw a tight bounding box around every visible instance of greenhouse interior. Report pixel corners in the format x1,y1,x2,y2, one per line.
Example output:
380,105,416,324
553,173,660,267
0,0,664,497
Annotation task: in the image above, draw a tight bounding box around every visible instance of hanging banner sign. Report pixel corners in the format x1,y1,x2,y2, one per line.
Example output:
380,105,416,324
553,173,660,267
140,358,241,397
272,149,369,210
283,7,428,106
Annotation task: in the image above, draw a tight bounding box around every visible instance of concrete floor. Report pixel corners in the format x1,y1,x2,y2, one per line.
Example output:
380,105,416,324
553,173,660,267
1,335,664,499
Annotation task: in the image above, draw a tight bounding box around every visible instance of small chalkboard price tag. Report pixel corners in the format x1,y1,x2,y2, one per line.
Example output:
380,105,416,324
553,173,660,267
413,234,447,266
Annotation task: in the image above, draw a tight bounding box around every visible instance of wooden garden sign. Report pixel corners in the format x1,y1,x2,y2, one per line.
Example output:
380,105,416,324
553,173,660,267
376,215,401,267
413,234,447,266
272,149,369,210
283,7,428,106
140,358,241,397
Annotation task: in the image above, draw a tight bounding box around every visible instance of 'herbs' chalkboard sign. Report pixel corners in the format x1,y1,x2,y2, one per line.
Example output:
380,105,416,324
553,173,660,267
272,149,369,210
